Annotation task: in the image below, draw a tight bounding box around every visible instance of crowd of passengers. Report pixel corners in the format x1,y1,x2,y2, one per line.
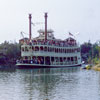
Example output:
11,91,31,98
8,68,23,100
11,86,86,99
27,39,77,47
17,57,76,65
17,57,44,64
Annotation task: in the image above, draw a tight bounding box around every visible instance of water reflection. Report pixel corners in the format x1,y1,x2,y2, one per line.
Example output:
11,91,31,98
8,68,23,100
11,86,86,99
0,67,100,100
16,67,80,100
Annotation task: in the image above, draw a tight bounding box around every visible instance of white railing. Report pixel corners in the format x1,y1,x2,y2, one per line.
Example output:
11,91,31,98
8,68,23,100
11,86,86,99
31,42,78,48
17,60,78,66
51,61,78,65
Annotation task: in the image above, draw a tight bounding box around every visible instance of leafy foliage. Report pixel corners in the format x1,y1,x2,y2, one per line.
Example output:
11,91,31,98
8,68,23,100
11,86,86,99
0,41,20,64
81,41,100,64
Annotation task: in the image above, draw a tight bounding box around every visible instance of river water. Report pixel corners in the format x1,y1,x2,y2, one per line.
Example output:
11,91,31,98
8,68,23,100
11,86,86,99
0,67,100,100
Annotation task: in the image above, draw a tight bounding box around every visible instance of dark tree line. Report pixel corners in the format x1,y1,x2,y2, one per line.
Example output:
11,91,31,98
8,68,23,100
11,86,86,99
0,41,20,64
81,41,100,64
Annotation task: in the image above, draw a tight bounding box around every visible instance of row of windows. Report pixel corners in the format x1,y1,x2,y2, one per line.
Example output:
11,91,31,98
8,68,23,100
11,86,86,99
23,56,77,62
20,56,78,65
21,46,80,53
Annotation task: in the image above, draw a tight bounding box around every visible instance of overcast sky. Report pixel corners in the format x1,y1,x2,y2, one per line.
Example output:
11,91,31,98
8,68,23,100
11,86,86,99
0,0,100,44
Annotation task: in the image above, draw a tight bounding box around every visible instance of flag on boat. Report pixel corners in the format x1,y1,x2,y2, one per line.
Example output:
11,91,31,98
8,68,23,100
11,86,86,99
69,32,73,36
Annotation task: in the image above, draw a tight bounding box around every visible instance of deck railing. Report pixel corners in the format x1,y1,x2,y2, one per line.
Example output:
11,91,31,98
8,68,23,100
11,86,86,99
17,60,78,66
30,42,79,47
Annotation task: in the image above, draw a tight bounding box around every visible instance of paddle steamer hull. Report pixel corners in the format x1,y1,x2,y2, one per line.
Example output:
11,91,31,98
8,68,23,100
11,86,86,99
16,63,81,69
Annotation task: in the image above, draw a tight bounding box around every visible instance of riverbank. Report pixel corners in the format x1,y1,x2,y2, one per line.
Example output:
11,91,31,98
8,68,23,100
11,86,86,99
92,64,100,71
0,63,16,70
82,63,100,71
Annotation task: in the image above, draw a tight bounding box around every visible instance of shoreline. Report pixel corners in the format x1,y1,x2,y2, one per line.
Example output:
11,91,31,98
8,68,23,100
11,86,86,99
92,64,100,71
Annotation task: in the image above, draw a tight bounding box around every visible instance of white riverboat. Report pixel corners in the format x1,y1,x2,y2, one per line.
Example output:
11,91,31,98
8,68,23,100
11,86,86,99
16,13,81,68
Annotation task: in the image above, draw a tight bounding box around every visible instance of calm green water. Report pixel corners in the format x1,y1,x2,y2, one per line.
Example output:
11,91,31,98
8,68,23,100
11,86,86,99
0,67,100,100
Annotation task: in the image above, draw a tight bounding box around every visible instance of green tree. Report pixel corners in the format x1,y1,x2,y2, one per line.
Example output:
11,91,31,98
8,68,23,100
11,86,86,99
0,41,20,64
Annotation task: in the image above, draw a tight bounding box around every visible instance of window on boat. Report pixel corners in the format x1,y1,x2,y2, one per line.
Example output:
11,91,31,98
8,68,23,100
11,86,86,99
50,48,53,52
25,56,28,60
44,47,47,51
77,48,80,52
25,47,28,51
29,46,32,51
61,49,62,53
74,56,77,61
52,48,54,52
60,57,63,62
45,56,50,65
71,57,73,61
63,49,64,53
69,49,71,53
50,47,52,52
21,47,24,51
28,56,31,60
54,48,56,52
32,46,34,51
71,49,73,53
74,48,77,52
67,57,70,61
40,46,43,51
64,57,66,61
73,49,75,53
29,46,31,49
55,48,57,53
22,56,25,60
48,47,50,52
75,48,80,52
36,56,44,64
65,49,67,53
67,49,69,53
55,57,59,62
62,49,64,53
51,57,54,62
59,49,60,53
56,48,58,53
35,46,39,51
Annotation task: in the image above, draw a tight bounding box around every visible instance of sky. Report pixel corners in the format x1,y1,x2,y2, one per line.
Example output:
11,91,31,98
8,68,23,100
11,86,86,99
0,0,100,44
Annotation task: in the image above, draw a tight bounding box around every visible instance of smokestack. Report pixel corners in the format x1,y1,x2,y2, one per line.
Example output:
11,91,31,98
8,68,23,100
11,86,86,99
44,13,48,42
29,14,32,40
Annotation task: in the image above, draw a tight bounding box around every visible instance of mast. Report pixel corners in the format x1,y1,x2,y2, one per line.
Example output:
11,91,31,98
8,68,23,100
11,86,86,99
29,14,32,40
44,13,48,42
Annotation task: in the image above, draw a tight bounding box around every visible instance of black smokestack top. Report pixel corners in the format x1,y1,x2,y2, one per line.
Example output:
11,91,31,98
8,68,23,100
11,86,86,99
44,13,48,42
29,14,32,40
